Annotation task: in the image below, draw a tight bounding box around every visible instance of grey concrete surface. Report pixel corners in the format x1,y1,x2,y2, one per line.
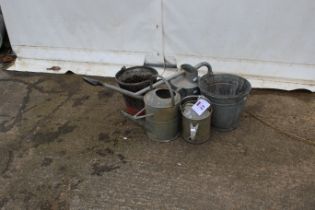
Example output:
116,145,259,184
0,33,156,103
0,70,314,210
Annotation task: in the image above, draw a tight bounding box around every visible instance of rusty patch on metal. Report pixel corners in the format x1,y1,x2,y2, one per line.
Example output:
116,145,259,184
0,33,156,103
0,54,17,63
46,66,61,71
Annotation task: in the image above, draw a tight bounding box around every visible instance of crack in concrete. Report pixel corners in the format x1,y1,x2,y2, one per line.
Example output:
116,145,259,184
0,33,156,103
0,150,13,175
0,79,48,132
0,78,63,94
0,197,9,209
23,93,74,143
0,84,32,132
0,78,71,133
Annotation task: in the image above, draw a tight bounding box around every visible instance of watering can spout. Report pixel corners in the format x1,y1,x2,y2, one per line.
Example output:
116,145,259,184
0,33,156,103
121,109,152,131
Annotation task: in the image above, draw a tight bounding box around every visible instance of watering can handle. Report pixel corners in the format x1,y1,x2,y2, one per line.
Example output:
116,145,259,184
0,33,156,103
157,75,175,106
194,62,213,75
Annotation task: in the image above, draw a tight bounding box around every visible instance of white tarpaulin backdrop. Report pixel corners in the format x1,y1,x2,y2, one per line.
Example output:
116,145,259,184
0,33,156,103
0,0,315,90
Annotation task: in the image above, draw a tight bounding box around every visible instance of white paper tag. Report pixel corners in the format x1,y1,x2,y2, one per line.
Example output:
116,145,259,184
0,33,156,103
192,99,211,116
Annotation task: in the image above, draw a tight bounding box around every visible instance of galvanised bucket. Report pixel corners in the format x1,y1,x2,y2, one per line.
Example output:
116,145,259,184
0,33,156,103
199,73,251,131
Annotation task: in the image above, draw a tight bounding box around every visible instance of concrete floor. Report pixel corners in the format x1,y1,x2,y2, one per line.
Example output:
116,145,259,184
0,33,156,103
0,69,314,210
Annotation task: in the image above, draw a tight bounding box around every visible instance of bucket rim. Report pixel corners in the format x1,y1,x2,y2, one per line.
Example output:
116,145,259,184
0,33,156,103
115,66,159,87
199,73,252,100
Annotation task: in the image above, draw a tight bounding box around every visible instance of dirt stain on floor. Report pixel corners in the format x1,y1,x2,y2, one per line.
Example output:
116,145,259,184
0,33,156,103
41,157,53,167
98,132,110,142
91,163,120,176
32,122,76,147
95,148,114,157
98,90,114,99
72,95,90,107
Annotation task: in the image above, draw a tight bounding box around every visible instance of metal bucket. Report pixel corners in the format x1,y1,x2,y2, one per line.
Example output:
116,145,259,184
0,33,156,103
180,96,212,144
115,66,158,115
199,73,251,131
